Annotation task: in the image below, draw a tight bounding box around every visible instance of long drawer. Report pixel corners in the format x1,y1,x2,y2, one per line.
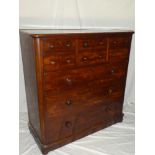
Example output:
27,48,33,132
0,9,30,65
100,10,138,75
43,62,128,92
45,81,125,117
44,102,123,144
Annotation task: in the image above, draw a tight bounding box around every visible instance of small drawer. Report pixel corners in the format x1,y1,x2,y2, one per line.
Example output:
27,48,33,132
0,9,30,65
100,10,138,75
78,38,107,49
42,38,76,51
77,49,107,66
45,116,76,143
94,38,107,49
109,37,131,49
78,39,95,49
43,52,76,71
109,49,130,62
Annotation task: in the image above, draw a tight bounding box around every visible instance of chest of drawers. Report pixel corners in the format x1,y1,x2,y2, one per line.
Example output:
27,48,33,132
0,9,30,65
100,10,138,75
20,29,134,154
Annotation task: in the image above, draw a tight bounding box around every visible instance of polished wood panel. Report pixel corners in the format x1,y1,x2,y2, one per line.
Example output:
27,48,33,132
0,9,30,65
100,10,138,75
45,101,123,144
109,36,131,49
20,33,41,138
43,51,76,71
77,49,107,66
43,62,127,92
20,29,134,154
42,38,76,51
45,81,125,117
78,37,107,49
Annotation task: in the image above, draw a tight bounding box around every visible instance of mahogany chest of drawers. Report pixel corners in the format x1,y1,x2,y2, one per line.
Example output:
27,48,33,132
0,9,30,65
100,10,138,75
20,29,134,154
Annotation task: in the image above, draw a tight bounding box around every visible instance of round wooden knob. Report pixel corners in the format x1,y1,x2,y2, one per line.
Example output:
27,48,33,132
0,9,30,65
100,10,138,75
50,60,56,65
111,69,115,74
66,99,72,106
99,41,104,45
98,55,103,59
66,43,71,47
108,88,113,94
83,42,88,48
66,59,71,63
66,77,72,85
82,57,88,62
113,41,117,45
65,121,72,128
49,45,54,48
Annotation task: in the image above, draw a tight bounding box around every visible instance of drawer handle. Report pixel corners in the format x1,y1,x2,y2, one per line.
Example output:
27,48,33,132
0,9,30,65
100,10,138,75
66,43,71,47
66,77,72,84
66,99,72,106
113,41,117,45
83,42,88,48
98,55,103,59
66,59,71,64
50,60,56,65
111,69,115,74
108,88,113,94
99,41,104,45
82,57,88,62
65,121,72,128
49,45,54,48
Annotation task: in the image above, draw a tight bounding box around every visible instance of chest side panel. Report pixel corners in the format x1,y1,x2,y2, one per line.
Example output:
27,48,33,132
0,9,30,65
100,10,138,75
20,32,41,138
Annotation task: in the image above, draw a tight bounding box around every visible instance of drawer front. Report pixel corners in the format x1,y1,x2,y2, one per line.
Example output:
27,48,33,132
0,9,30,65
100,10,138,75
109,36,131,49
42,38,76,51
109,49,130,62
44,66,105,92
77,49,107,66
45,80,125,117
44,62,128,92
45,102,122,143
78,38,107,49
42,34,130,144
43,52,76,71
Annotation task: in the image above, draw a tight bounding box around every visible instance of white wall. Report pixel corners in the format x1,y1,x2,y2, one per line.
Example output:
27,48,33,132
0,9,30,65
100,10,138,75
19,0,135,112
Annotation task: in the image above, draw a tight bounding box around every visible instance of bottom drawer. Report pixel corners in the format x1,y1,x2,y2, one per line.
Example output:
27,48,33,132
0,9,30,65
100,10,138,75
44,102,123,144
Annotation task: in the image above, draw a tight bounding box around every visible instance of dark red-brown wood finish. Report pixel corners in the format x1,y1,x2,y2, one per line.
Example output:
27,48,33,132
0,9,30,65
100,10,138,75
20,29,134,154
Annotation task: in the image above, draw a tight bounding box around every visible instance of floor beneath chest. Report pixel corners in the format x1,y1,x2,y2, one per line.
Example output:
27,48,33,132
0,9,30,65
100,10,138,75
19,102,134,155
